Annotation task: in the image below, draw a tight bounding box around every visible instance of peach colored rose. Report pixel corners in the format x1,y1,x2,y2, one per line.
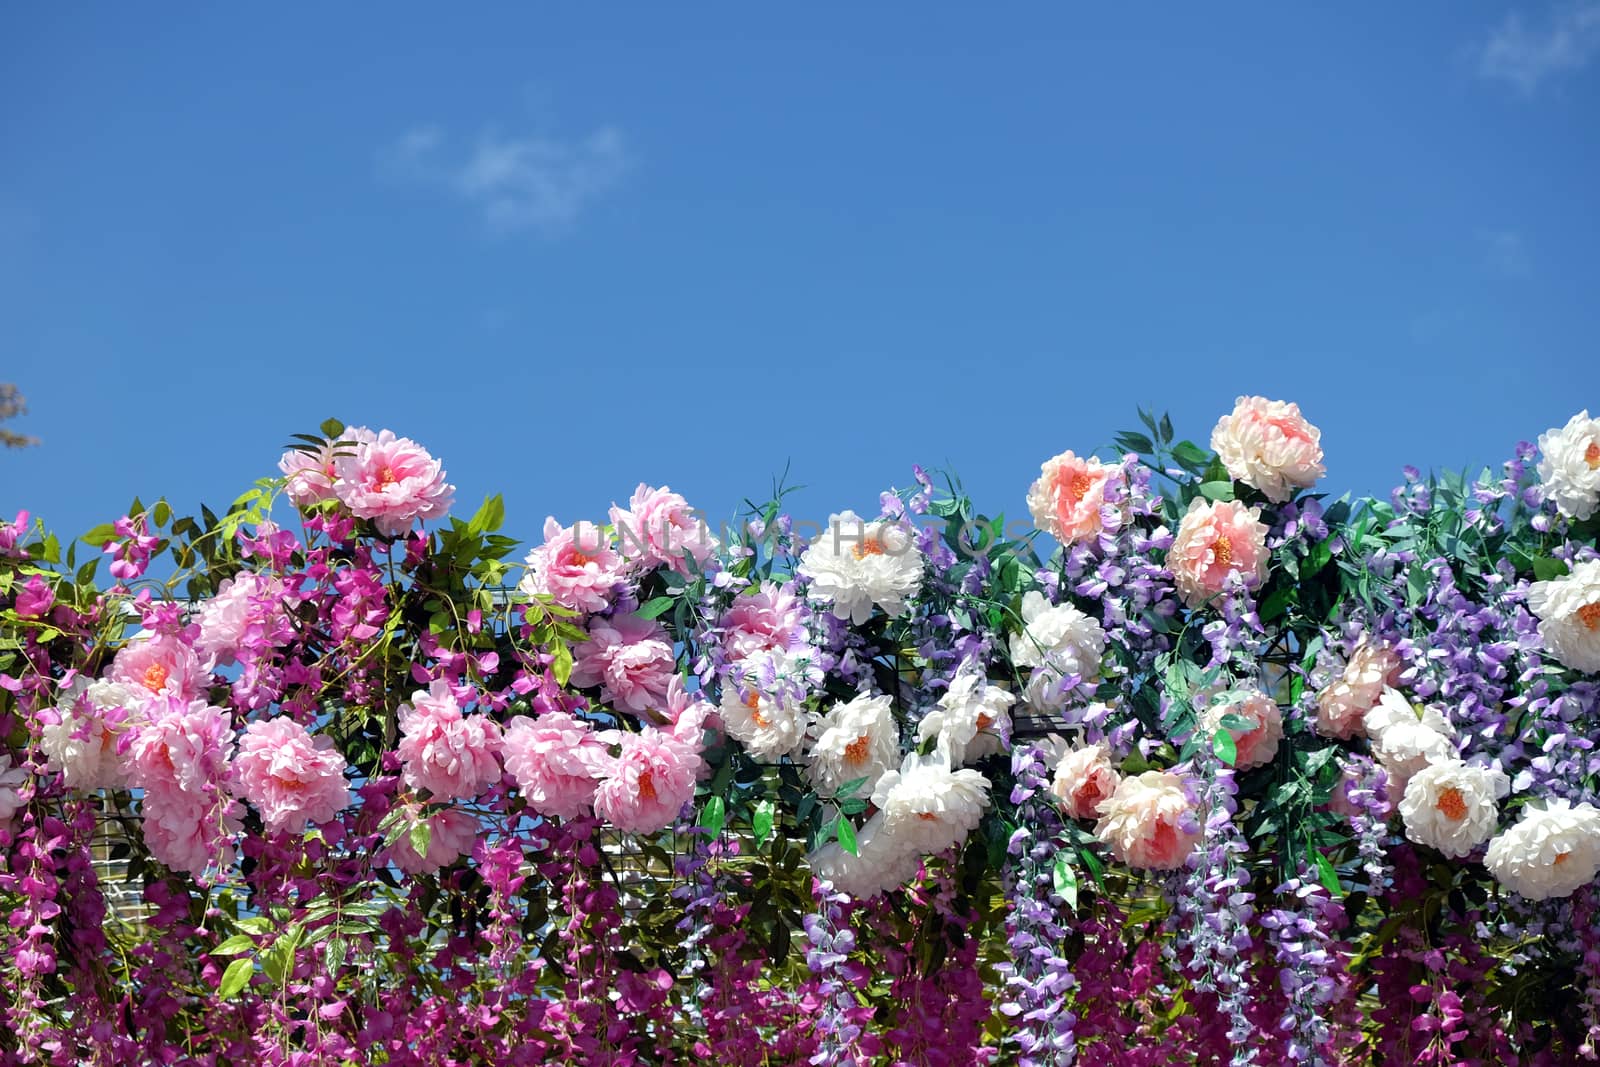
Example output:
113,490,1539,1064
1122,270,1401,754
1315,641,1401,740
1027,451,1117,545
1200,691,1283,771
1167,498,1269,608
1051,744,1121,820
1094,770,1200,870
1210,396,1325,503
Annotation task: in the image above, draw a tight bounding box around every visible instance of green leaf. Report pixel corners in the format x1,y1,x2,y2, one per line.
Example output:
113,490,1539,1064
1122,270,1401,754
1113,431,1154,455
836,817,858,856
409,818,432,860
1217,713,1255,732
1312,849,1342,896
210,934,256,957
324,938,347,975
700,795,726,838
1170,440,1211,471
637,596,675,621
1052,853,1079,910
468,494,506,535
1531,557,1570,582
752,800,775,846
1212,728,1238,767
217,957,254,999
319,418,346,438
1198,481,1235,502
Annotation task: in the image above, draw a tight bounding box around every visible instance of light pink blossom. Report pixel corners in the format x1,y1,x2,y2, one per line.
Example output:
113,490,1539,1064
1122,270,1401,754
1026,450,1118,545
1094,770,1200,871
278,428,375,508
1167,498,1270,608
108,634,207,710
717,581,808,663
592,727,702,834
232,717,350,832
1051,744,1121,821
397,680,503,801
1210,396,1325,503
193,571,293,666
570,613,677,717
1199,691,1284,771
501,711,609,818
610,483,717,575
331,428,455,537
518,517,628,614
390,805,479,876
1315,641,1401,740
124,700,241,880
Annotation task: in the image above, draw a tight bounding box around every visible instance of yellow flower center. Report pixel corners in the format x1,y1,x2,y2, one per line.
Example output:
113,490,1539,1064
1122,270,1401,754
569,550,592,567
1212,537,1233,568
1579,602,1600,632
916,811,940,822
142,663,171,693
977,713,994,730
1435,787,1468,821
852,536,886,560
743,691,769,728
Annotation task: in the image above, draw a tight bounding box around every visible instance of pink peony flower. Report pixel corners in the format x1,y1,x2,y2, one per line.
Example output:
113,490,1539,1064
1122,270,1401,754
609,483,717,575
1167,498,1270,608
279,428,375,508
1199,691,1284,771
331,428,455,537
390,805,479,876
1051,744,1122,821
1210,396,1325,503
592,727,702,835
1094,770,1201,871
717,581,808,663
396,680,503,801
124,700,241,880
232,717,349,832
108,635,207,711
518,517,628,614
1314,641,1402,740
570,613,677,717
1026,450,1118,545
193,570,293,666
501,711,610,818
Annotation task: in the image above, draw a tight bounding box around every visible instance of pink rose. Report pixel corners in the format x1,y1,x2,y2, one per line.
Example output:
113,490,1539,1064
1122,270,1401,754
519,517,628,614
501,711,610,818
1167,498,1270,608
570,613,677,717
1051,744,1121,820
1200,691,1283,771
232,717,349,833
390,805,479,876
396,680,503,801
718,581,808,663
1315,641,1401,740
1094,770,1200,871
593,728,702,834
331,428,454,537
1027,451,1118,545
1210,396,1325,503
610,484,717,575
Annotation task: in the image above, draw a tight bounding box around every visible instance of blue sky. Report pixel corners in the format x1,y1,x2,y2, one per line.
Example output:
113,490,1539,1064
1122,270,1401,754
2,5,1596,550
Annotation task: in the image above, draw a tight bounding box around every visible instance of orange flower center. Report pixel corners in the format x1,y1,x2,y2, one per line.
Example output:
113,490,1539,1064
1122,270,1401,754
1587,441,1600,470
1435,787,1468,821
569,550,592,567
852,536,886,560
1066,471,1094,502
916,811,940,822
142,663,171,693
1579,602,1600,632
637,769,657,802
1555,851,1571,866
844,734,872,765
977,713,994,730
1212,537,1233,567
743,691,770,728
374,467,398,490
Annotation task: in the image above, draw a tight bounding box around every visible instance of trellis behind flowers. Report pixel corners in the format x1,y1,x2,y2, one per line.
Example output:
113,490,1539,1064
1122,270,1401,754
2,403,1600,1065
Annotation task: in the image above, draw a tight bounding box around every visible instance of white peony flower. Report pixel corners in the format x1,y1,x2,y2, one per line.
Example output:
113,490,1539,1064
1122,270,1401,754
718,658,807,762
1010,591,1106,711
871,750,991,857
0,754,29,826
798,510,924,624
1484,799,1600,901
807,693,900,798
1398,759,1508,858
809,811,924,898
1209,395,1326,503
1362,688,1452,739
1365,688,1457,798
40,678,140,791
1528,559,1600,674
916,664,1016,765
1536,410,1600,521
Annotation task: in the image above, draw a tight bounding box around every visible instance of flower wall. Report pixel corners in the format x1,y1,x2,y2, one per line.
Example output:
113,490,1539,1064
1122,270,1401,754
3,404,1600,1066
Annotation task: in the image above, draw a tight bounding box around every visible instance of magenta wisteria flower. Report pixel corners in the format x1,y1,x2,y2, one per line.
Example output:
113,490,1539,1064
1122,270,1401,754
610,483,717,575
1210,395,1325,503
518,516,628,613
232,717,350,832
330,427,455,536
592,727,702,834
501,710,609,818
570,612,677,717
396,680,503,801
1167,497,1269,608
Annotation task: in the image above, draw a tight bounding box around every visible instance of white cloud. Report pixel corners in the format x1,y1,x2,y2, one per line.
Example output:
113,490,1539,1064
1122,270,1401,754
1477,228,1532,278
382,121,630,235
1478,2,1600,94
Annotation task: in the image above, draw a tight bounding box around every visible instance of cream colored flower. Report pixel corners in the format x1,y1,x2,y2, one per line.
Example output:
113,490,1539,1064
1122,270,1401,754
916,664,1015,765
1051,743,1121,821
871,750,991,856
1398,759,1508,858
1315,641,1401,740
1528,559,1600,674
809,811,924,898
807,693,899,798
799,510,924,624
1366,689,1457,798
719,658,807,762
1094,770,1200,870
1210,395,1325,503
1484,799,1600,901
1198,690,1283,771
1536,410,1600,521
